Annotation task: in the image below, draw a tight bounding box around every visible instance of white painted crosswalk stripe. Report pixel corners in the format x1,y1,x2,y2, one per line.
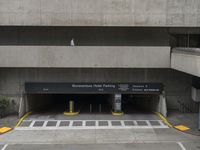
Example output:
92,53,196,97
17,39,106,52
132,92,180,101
16,119,168,130
1,144,8,150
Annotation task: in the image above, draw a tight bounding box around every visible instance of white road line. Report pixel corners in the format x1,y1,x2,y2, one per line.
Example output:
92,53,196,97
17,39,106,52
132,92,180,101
69,121,73,127
95,120,98,126
15,125,168,130
82,121,86,126
146,120,152,127
1,144,8,150
42,121,48,127
121,121,126,127
133,120,138,126
29,121,35,127
108,121,112,127
177,142,187,150
158,120,166,127
56,121,60,127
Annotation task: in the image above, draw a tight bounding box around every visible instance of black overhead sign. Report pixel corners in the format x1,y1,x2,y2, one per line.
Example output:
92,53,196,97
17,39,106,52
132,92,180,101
25,82,163,94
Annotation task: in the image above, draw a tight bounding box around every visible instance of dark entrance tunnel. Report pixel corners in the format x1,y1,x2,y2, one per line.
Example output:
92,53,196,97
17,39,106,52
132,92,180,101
26,94,160,114
26,94,112,114
122,94,160,114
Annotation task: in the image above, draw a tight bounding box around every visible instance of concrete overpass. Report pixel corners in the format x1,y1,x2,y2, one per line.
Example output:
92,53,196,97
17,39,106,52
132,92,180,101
0,46,170,68
171,48,200,77
0,46,200,78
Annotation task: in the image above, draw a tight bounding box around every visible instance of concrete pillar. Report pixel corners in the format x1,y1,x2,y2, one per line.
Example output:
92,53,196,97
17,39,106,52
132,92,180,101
112,94,122,113
18,94,26,118
157,91,167,117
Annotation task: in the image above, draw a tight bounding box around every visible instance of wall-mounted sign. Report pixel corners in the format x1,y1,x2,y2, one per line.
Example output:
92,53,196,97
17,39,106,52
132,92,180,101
25,82,163,94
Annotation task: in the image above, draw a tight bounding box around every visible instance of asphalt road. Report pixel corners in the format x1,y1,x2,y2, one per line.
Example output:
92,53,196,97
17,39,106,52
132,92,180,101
0,143,193,150
1,114,200,150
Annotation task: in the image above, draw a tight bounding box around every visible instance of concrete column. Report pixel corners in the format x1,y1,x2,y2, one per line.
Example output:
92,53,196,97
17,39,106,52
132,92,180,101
157,91,167,117
112,94,122,113
18,94,26,118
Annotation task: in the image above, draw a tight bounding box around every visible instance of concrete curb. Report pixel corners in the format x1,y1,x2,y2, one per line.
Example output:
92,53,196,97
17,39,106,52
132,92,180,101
15,112,31,128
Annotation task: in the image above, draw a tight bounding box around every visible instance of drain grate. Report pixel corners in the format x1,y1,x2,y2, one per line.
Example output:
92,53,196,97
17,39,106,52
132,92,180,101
111,121,121,126
86,121,96,126
73,121,82,126
46,121,57,127
98,121,108,126
33,121,44,127
59,121,70,127
124,121,134,126
137,121,148,126
149,121,160,126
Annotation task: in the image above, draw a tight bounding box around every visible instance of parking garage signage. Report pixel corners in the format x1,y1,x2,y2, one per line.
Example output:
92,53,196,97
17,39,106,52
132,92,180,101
25,82,163,94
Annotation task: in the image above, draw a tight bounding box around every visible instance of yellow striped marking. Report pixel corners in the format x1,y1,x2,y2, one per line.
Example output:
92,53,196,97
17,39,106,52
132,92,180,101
174,125,190,131
154,112,173,128
111,111,124,116
63,111,79,116
0,127,12,134
15,112,32,128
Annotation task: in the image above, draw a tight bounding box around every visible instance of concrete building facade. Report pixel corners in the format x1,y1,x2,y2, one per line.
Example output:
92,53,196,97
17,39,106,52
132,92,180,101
0,0,199,118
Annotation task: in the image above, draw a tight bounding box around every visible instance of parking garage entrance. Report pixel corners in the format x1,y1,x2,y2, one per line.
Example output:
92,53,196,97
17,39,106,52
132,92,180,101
19,82,166,117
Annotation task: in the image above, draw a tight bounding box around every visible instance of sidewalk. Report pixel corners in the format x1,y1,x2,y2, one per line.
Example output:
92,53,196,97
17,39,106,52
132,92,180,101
0,114,18,128
167,110,200,136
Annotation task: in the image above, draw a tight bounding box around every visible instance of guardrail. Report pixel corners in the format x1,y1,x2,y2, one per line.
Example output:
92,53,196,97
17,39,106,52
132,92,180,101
178,100,199,113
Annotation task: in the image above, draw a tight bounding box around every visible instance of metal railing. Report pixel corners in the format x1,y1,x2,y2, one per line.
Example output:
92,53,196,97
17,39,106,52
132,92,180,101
178,100,199,113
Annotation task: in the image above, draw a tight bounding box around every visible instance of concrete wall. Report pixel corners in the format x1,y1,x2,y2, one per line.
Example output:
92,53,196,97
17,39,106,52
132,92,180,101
0,0,200,26
171,50,200,77
0,68,193,113
0,46,171,68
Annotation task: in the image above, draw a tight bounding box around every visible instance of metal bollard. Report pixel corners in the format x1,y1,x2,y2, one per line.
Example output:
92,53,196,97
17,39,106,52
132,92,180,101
69,100,74,113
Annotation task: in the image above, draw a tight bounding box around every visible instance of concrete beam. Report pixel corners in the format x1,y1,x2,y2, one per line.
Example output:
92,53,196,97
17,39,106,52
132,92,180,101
0,46,171,68
0,0,200,26
171,49,200,77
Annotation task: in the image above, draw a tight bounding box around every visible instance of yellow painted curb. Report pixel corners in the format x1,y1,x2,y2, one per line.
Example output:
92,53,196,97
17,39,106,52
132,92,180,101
154,112,173,128
15,112,32,128
111,111,124,116
174,125,190,131
0,127,12,134
63,111,80,116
